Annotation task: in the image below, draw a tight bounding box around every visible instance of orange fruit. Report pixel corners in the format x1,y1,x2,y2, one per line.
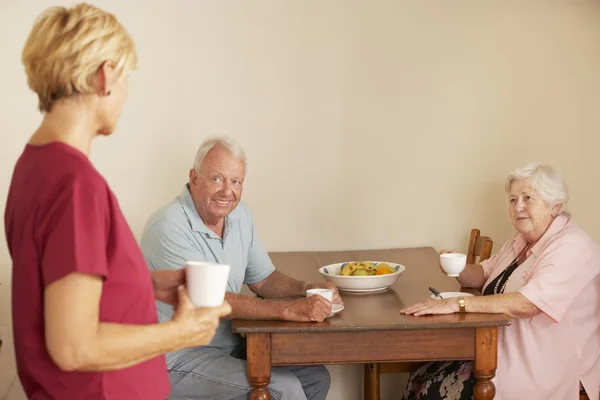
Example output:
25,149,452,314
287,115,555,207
376,266,393,275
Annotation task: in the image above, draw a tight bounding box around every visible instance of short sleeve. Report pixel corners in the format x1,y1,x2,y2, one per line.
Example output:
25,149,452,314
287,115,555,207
244,221,275,285
40,181,109,287
519,240,597,323
140,220,205,271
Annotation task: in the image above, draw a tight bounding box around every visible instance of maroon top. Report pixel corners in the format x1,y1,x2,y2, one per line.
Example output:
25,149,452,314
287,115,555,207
4,142,170,400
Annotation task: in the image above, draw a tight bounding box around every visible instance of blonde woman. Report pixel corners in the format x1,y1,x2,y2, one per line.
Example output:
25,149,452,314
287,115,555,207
401,163,600,400
4,4,230,399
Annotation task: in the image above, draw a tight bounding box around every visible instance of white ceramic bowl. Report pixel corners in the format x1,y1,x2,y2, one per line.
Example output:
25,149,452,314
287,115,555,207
318,261,406,292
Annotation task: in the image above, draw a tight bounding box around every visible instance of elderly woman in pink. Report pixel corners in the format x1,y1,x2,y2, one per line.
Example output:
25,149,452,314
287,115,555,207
401,163,600,400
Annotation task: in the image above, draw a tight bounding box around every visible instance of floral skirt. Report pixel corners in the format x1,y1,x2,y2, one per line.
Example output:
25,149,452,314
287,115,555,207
401,361,475,400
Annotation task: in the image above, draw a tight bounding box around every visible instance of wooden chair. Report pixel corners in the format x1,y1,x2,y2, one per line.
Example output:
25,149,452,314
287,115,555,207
466,229,493,265
363,229,493,400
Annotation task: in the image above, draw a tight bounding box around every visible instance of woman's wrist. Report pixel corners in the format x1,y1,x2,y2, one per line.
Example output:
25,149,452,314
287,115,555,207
452,298,461,313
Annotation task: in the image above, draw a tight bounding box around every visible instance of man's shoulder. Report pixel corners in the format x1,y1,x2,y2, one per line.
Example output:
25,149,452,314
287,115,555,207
143,196,192,237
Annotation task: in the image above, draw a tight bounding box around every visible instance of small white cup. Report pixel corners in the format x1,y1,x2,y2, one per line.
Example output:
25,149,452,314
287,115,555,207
185,261,230,307
440,253,467,277
306,288,333,303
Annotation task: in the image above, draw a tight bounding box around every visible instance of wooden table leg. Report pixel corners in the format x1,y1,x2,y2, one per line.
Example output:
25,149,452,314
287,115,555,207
247,333,271,400
363,364,371,400
365,363,380,400
473,327,498,400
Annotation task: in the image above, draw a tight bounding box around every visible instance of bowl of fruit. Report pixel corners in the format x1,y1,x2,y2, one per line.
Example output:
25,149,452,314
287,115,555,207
318,261,406,292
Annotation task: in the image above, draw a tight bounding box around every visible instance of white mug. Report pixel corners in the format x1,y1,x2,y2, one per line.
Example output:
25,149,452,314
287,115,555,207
306,288,333,303
439,253,467,277
185,261,230,307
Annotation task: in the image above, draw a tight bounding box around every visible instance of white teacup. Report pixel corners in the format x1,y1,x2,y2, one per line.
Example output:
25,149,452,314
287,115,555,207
306,288,334,303
439,253,467,277
185,261,230,307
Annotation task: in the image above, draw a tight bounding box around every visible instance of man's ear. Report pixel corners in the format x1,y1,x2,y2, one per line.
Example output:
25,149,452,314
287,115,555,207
189,168,197,186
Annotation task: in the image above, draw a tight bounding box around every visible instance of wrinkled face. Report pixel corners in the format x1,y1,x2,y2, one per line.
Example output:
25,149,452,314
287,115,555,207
508,179,558,240
96,65,129,136
189,145,245,224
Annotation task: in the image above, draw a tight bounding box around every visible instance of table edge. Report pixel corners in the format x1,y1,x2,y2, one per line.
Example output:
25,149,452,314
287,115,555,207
232,319,511,333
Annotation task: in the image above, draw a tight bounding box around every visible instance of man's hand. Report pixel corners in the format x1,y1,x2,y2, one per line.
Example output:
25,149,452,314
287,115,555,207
305,281,343,305
282,295,333,322
151,269,185,305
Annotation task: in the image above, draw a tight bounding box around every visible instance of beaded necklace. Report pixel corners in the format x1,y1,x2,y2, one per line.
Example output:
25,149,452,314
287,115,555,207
493,243,530,295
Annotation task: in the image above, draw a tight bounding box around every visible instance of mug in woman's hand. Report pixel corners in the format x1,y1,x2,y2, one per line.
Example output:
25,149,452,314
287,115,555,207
439,252,467,277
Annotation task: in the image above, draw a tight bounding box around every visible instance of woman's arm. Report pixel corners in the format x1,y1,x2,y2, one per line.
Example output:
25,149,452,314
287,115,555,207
45,272,231,372
400,292,541,319
456,263,486,290
461,292,540,318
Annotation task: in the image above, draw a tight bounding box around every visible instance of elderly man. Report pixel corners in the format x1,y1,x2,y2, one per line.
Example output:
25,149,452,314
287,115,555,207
140,137,339,400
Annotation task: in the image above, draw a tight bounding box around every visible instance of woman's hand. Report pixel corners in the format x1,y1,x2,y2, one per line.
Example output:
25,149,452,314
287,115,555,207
172,285,232,347
400,298,459,316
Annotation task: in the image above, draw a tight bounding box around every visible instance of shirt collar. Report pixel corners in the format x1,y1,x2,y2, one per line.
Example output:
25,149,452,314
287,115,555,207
511,214,570,256
177,184,238,238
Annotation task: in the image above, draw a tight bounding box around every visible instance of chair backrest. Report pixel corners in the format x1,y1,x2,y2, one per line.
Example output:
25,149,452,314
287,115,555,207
466,228,493,264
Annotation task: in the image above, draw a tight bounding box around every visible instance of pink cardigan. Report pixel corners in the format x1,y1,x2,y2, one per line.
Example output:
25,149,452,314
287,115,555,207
480,215,600,400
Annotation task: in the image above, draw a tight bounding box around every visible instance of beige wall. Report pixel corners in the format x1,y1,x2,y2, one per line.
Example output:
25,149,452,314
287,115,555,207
2,1,600,399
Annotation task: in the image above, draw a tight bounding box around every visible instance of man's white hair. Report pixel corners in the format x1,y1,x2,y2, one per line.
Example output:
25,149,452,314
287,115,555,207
505,162,570,217
192,137,247,173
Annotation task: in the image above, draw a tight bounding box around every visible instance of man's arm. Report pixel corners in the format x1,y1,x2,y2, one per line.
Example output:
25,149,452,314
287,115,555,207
248,270,306,298
216,271,339,321
151,269,186,305
217,271,308,320
248,270,343,304
223,291,331,322
243,214,342,306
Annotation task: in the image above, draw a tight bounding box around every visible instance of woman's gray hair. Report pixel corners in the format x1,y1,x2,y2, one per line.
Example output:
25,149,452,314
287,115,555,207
192,136,247,173
504,162,570,217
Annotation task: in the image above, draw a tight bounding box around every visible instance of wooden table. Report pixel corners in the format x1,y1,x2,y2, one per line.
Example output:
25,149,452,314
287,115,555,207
232,247,511,400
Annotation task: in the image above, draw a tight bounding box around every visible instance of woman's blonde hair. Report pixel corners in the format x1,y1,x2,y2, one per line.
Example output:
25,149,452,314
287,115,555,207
22,3,137,112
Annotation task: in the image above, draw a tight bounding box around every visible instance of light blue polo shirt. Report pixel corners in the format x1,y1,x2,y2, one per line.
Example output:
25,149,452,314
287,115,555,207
140,184,275,356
